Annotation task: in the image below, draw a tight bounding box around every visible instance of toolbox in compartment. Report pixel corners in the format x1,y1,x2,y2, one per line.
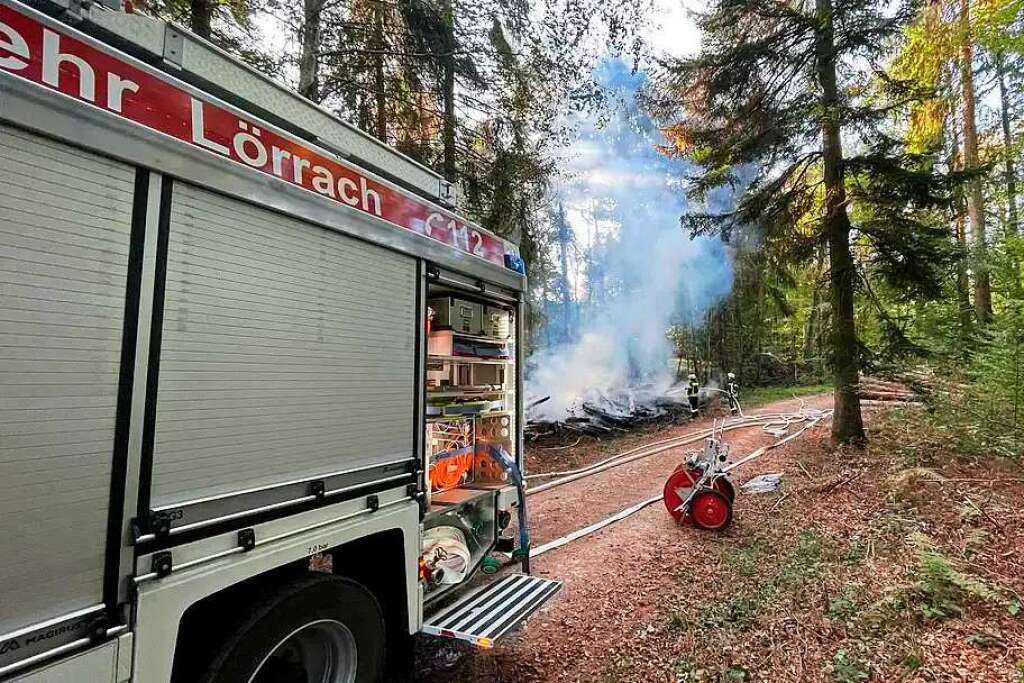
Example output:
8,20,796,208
429,296,483,334
483,305,512,339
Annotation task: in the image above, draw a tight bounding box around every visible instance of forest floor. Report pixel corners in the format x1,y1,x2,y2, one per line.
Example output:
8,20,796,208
417,393,1024,683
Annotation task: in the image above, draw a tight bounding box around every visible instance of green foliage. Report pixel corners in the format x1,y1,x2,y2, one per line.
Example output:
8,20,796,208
740,384,833,407
906,532,1002,619
901,651,924,672
830,649,872,683
680,531,832,633
925,303,1024,462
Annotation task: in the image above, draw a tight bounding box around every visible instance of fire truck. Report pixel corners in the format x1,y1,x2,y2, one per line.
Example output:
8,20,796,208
0,0,559,679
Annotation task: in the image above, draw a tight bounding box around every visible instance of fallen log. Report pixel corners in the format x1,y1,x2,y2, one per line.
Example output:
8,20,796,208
857,390,920,402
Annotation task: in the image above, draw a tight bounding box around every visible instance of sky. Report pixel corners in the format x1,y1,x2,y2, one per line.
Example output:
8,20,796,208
646,0,702,58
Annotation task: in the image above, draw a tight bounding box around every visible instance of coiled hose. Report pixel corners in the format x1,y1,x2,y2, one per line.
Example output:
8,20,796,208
431,442,531,574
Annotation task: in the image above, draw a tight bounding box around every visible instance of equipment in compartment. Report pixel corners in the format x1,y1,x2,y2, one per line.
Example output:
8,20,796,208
429,296,483,334
429,296,513,341
426,414,514,491
475,414,513,484
483,305,512,339
427,419,474,491
426,332,508,391
427,330,510,360
423,488,499,595
421,526,471,585
426,399,505,417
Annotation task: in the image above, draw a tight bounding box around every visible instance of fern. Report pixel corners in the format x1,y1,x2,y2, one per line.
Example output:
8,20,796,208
906,532,1002,619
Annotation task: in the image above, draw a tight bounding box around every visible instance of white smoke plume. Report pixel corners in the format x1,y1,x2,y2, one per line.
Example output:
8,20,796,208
528,60,734,421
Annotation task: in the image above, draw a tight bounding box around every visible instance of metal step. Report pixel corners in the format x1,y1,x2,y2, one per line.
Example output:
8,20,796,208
422,574,562,648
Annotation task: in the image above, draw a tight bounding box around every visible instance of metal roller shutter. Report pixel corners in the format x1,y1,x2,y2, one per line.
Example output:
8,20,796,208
151,184,417,509
0,125,134,635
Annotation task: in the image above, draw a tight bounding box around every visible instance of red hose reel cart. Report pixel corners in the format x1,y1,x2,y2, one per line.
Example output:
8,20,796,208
663,423,736,530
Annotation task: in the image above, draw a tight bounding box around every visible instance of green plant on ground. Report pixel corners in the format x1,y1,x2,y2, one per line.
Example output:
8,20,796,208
721,539,770,577
670,661,749,683
827,584,865,623
900,651,924,672
906,532,1003,620
830,649,872,683
740,383,833,408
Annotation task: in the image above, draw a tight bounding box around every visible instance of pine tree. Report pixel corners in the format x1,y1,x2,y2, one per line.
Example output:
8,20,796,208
658,0,964,444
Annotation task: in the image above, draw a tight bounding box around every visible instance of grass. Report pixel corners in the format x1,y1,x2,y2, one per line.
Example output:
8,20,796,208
740,383,833,408
671,531,833,634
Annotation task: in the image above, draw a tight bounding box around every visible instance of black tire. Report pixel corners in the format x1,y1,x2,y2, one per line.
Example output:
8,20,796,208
199,575,385,683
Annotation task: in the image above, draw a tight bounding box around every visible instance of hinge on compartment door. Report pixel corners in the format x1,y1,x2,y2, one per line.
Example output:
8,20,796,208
131,510,173,542
237,528,256,552
152,552,173,578
407,484,426,517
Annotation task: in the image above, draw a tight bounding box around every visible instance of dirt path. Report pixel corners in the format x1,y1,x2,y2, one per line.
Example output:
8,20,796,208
418,394,835,682
524,396,832,549
418,394,1024,682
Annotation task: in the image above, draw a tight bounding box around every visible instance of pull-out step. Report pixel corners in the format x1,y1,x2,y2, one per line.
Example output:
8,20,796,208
422,574,562,647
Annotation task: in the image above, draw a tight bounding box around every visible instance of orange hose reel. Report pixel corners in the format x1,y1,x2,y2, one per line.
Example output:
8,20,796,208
429,449,475,491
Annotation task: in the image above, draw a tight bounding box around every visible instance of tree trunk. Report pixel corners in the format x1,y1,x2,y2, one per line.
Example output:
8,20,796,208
556,204,572,342
804,256,823,363
440,0,457,182
960,0,993,322
949,124,974,350
815,0,864,445
190,0,212,38
956,213,973,346
297,0,322,102
997,53,1022,296
997,53,1020,237
372,0,388,142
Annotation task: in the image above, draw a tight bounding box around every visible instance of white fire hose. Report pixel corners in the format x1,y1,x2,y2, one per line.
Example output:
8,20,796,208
527,400,834,559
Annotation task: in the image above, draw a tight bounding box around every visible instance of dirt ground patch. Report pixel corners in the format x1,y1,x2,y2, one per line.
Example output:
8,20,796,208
417,397,1024,682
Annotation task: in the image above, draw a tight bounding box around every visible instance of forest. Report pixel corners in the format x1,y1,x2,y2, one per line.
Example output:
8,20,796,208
139,0,1024,455
7,0,1024,679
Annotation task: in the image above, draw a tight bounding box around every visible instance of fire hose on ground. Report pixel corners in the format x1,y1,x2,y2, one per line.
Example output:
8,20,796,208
525,400,831,496
527,401,834,559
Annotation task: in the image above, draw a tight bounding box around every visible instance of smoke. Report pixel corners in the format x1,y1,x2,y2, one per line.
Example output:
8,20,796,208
528,59,734,420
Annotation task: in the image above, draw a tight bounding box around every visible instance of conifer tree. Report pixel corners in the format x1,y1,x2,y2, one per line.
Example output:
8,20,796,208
659,0,964,444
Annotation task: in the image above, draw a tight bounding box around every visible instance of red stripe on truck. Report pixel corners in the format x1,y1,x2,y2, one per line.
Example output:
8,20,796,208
0,2,509,267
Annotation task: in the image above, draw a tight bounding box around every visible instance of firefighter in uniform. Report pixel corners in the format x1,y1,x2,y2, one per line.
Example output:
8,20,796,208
686,373,700,414
726,372,740,414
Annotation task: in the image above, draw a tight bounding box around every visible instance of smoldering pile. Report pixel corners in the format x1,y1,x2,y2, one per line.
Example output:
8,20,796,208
526,384,695,440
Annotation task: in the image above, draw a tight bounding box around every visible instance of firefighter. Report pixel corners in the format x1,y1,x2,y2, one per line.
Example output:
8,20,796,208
686,373,700,414
726,372,740,414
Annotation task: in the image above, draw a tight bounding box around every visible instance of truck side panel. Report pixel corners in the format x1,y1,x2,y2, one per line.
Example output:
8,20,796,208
0,124,133,637
147,183,417,515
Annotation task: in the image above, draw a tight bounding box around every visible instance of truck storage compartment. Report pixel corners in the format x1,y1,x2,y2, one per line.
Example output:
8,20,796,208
422,284,519,599
146,183,418,532
0,126,134,649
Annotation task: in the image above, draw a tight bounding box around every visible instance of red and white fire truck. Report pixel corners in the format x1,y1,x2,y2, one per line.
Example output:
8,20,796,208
0,1,557,679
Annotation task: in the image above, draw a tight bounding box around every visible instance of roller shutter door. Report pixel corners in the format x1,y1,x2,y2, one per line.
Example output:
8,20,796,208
0,125,134,636
151,184,417,509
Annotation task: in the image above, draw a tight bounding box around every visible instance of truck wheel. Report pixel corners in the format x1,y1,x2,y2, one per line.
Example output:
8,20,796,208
200,575,385,683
